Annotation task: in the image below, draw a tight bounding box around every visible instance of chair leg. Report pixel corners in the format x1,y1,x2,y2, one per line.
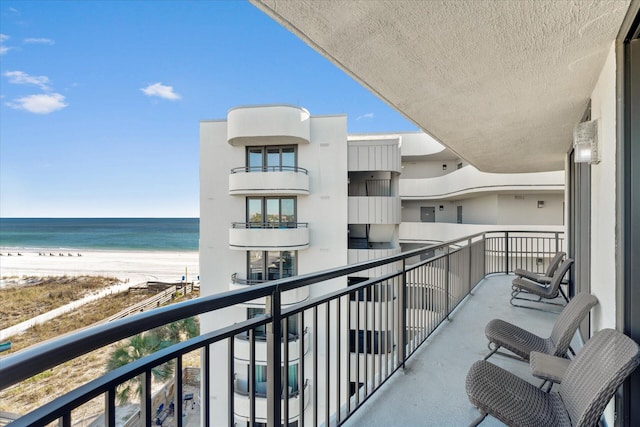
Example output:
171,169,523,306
484,343,500,361
559,286,569,303
484,342,527,362
469,410,487,427
510,289,566,313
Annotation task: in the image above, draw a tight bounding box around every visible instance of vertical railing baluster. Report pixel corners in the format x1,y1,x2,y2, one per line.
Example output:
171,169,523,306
176,356,183,427
354,292,360,409
504,232,510,274
142,371,151,426
346,293,351,416
325,302,330,426
313,306,318,426
106,389,116,427
363,287,369,399
284,316,290,427
61,412,71,427
400,259,407,370
249,328,255,427
336,297,341,424
468,238,473,294
204,344,211,427
299,312,305,427
228,337,234,427
377,281,382,383
445,247,450,320
266,289,282,427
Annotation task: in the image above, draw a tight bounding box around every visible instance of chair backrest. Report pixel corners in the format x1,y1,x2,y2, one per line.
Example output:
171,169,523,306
545,251,566,277
545,258,573,297
549,292,598,356
559,329,640,427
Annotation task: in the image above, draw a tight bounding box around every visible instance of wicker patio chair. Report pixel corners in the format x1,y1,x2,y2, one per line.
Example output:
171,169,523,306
467,328,640,427
513,251,565,285
484,292,597,361
511,258,573,311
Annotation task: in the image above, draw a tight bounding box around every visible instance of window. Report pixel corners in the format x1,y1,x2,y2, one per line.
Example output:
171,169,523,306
247,250,297,282
247,197,296,227
246,146,296,172
245,363,299,396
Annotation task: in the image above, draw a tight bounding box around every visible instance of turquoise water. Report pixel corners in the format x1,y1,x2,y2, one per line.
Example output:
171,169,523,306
0,218,199,251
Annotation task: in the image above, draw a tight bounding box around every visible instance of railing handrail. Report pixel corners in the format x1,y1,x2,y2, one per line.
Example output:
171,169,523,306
231,222,309,229
0,231,487,390
230,166,309,174
0,229,564,426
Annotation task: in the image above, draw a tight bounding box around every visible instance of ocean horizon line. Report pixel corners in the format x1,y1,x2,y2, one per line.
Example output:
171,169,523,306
0,218,200,252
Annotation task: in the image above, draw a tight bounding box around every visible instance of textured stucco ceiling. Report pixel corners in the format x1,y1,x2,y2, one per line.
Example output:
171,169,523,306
251,0,630,172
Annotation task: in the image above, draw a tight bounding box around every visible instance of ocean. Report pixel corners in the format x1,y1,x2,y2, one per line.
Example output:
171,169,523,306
0,218,199,251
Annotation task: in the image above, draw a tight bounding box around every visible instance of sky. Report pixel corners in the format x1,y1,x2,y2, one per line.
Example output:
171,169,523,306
0,0,417,218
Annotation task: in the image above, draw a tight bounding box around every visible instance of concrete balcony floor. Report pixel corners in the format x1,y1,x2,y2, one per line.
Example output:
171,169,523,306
344,274,568,427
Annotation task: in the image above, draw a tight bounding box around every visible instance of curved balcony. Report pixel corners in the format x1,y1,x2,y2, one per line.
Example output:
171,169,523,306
234,380,310,421
233,328,310,363
229,223,310,251
348,196,401,224
399,222,565,246
229,166,310,196
229,274,310,305
227,105,311,146
400,167,564,200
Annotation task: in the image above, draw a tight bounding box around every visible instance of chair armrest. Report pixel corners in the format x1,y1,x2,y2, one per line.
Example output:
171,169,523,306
530,351,570,384
514,269,552,284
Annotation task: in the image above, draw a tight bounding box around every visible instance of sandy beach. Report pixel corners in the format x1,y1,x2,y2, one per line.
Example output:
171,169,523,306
0,249,199,286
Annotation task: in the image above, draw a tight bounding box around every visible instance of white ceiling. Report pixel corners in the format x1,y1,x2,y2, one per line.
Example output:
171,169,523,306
251,0,630,173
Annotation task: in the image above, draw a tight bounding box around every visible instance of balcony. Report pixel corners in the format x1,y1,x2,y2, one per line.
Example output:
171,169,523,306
400,167,564,200
229,222,310,251
229,166,310,196
1,231,569,427
227,105,311,146
229,274,310,305
342,274,561,426
233,328,310,363
234,380,310,423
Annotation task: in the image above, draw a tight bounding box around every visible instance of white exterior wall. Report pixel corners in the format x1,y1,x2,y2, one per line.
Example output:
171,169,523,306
402,191,562,229
199,120,247,424
401,160,460,179
497,194,564,225
588,43,618,333
199,108,349,425
300,115,349,295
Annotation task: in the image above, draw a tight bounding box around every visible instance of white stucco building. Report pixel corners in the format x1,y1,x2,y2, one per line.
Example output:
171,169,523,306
199,105,565,426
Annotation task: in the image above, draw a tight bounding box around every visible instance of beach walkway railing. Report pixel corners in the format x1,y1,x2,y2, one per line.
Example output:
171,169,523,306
0,230,563,427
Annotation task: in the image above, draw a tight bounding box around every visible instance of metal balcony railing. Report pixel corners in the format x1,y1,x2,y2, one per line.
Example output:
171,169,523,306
0,230,564,427
232,222,308,229
230,166,309,174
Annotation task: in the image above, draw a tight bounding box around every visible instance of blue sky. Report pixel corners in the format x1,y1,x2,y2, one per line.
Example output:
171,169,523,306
0,1,417,218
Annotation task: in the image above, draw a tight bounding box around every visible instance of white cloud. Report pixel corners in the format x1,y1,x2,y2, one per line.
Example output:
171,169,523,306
356,113,375,120
23,37,55,45
6,93,68,114
140,82,181,100
9,7,19,13
0,34,11,55
3,70,51,90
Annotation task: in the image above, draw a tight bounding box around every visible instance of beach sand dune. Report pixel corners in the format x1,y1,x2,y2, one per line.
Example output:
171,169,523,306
0,249,199,286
